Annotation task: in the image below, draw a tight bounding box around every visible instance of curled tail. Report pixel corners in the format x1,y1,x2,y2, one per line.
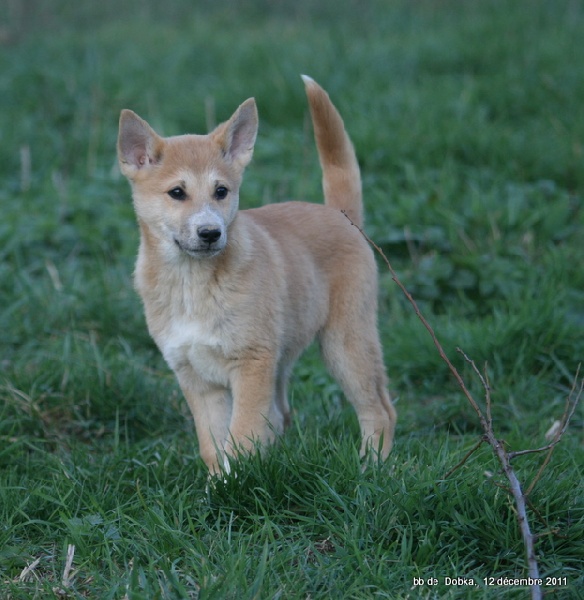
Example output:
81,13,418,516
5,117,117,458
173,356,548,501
302,75,363,227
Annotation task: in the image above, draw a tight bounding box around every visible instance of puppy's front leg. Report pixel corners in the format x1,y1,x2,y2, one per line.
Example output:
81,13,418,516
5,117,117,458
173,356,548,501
226,354,279,459
176,371,232,474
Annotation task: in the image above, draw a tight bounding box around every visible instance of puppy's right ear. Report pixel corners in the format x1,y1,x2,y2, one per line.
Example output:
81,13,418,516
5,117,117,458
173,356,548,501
117,110,164,179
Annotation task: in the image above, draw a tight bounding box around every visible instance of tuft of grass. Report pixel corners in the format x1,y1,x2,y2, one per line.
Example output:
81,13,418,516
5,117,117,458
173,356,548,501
1,0,583,598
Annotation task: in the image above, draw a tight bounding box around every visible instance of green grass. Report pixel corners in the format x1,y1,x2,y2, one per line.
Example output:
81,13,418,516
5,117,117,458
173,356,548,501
1,0,583,598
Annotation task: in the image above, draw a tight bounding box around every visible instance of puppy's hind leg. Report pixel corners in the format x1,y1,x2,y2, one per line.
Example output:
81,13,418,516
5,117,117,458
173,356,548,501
319,324,396,461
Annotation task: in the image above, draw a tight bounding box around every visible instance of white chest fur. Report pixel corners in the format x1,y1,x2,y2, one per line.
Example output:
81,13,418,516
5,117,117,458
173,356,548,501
135,244,235,388
157,317,231,388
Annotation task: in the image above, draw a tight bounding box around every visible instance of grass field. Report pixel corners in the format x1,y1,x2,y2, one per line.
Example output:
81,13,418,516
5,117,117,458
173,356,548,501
1,0,583,598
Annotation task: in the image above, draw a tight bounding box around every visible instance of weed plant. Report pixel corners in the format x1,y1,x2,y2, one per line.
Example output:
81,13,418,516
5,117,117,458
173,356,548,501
1,0,583,598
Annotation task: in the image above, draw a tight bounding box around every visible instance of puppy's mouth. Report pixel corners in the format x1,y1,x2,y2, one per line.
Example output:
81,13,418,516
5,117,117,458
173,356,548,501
174,238,223,258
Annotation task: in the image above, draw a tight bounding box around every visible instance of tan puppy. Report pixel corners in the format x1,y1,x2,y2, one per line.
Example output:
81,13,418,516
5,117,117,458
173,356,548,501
117,76,396,474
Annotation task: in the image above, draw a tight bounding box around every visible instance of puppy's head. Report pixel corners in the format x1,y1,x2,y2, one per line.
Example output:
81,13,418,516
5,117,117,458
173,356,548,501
117,99,258,259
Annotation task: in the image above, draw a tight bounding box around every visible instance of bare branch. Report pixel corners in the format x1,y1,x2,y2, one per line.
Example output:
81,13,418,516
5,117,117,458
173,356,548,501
456,349,495,427
343,212,545,599
485,364,493,429
346,213,584,600
340,213,488,426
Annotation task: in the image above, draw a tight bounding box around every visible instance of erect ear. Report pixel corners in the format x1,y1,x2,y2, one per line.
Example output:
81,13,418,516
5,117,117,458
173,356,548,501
117,109,164,179
211,98,258,168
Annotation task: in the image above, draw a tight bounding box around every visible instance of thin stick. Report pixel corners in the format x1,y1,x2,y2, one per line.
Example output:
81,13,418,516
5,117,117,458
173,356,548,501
341,213,488,428
343,212,543,599
456,351,542,596
347,213,583,600
523,373,582,496
510,368,582,461
444,437,485,479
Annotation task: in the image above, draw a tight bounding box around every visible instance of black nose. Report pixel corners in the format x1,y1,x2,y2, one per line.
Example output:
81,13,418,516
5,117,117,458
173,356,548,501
197,226,222,244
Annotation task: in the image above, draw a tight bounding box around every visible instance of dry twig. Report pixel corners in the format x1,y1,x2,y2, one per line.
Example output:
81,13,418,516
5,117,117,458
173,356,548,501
18,557,41,582
62,543,76,588
343,212,582,600
443,437,485,479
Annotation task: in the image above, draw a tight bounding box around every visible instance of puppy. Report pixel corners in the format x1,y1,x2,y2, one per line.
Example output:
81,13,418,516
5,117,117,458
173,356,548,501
117,76,396,474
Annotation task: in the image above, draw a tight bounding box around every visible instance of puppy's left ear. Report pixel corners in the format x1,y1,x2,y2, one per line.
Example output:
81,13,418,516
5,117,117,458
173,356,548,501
212,98,258,169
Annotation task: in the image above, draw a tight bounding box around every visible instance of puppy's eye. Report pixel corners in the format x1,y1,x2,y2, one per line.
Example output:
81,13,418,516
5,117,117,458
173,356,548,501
168,187,187,201
214,186,229,200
